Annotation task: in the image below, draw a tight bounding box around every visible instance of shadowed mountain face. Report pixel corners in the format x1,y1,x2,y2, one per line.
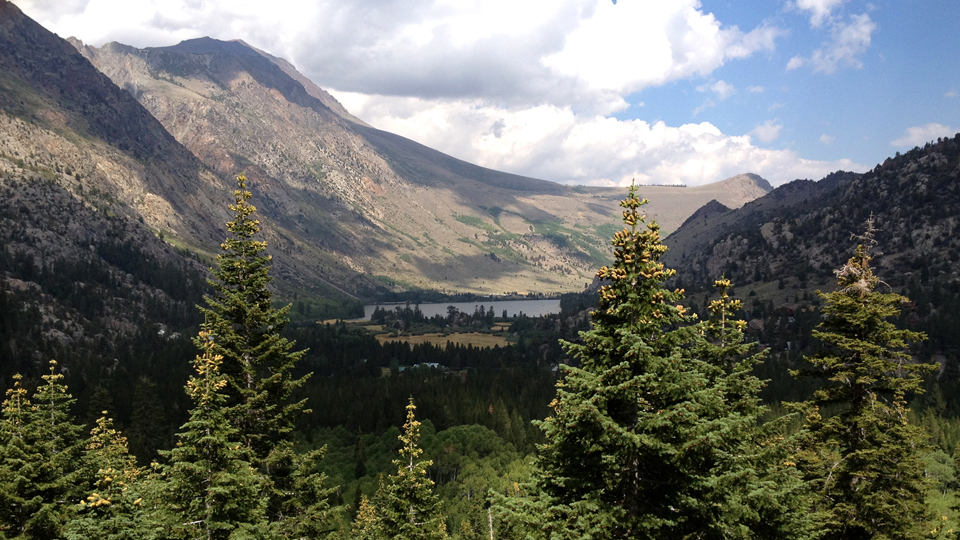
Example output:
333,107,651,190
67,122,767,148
663,136,960,298
73,35,772,296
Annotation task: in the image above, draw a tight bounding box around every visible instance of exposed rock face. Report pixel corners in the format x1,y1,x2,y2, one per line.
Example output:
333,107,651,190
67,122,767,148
664,138,960,294
73,35,773,296
0,0,773,301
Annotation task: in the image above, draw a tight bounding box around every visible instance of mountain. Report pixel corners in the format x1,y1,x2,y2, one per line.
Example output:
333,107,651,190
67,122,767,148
663,136,960,299
71,35,771,297
0,0,771,309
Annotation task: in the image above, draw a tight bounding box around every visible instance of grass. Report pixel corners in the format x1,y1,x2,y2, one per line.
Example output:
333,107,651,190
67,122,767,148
454,213,498,233
376,332,509,349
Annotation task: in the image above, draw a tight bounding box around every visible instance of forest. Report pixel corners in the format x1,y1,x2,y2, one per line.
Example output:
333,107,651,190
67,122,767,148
2,176,960,540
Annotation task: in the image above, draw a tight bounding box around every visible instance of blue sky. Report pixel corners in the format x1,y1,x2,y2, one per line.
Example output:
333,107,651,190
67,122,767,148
16,0,960,186
637,0,960,166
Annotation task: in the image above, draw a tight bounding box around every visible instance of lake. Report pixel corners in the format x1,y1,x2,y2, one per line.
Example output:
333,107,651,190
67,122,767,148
363,298,562,320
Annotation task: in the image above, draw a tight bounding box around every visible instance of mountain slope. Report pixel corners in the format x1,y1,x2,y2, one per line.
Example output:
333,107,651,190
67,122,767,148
0,0,772,302
74,36,771,296
663,136,960,296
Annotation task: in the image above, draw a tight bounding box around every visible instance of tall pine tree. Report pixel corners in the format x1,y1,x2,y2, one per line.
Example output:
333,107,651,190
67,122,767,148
199,174,308,458
497,186,809,539
380,399,446,540
66,415,151,540
692,279,813,539
198,174,331,531
791,220,936,540
162,330,265,540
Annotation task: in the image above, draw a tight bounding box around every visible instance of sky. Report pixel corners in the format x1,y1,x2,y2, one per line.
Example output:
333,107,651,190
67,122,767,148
15,0,960,187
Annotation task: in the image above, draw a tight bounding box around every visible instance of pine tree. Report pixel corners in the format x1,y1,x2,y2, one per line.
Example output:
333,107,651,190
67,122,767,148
0,363,86,539
265,442,342,538
692,279,813,539
162,330,265,540
380,399,446,540
0,374,37,537
127,376,170,465
66,415,151,540
352,495,384,540
496,186,808,539
791,221,937,540
198,174,320,528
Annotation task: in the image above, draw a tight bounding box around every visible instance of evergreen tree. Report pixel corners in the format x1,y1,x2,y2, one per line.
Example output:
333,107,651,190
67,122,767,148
0,363,86,539
162,330,265,540
0,374,37,538
380,399,446,540
497,186,807,539
692,279,813,539
66,415,151,540
352,495,384,540
197,174,320,527
199,174,308,455
791,221,937,540
265,443,341,539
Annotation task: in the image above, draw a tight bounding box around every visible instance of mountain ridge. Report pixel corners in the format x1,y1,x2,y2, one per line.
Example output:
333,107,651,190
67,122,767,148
72,33,772,296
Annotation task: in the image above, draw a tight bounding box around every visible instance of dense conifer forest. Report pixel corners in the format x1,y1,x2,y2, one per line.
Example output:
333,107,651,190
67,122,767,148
2,177,960,539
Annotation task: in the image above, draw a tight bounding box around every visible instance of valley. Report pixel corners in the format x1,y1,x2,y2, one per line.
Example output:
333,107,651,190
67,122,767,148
2,1,960,538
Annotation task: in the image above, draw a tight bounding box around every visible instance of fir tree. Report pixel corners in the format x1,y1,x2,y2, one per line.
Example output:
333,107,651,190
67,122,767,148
380,399,446,540
162,330,265,540
497,186,808,539
265,443,341,539
198,174,319,528
791,221,937,540
66,415,151,540
0,374,37,538
352,495,384,540
0,363,86,539
693,279,813,539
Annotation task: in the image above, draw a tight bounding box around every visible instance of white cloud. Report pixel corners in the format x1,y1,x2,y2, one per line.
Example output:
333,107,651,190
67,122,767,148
336,93,865,187
19,0,866,192
947,90,958,98
697,80,737,100
792,0,846,28
820,134,835,144
891,124,956,147
746,86,765,93
749,120,783,143
19,0,785,113
788,13,875,74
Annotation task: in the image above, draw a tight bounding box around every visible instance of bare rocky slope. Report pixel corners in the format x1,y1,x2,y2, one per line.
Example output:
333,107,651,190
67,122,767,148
0,0,771,309
663,136,960,298
73,35,771,296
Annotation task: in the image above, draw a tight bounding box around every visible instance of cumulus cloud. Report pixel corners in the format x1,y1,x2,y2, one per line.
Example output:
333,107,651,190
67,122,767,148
17,0,92,21
746,85,765,93
335,93,864,187
947,90,958,98
20,0,865,190
749,120,783,143
787,13,875,73
820,134,835,144
20,0,785,112
891,124,957,147
791,0,847,27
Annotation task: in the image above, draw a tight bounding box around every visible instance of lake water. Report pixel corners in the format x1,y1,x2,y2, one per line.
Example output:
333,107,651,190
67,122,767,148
363,298,561,320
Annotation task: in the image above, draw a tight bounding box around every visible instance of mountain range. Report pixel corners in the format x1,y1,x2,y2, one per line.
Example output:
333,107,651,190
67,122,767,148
0,0,776,307
664,137,960,297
